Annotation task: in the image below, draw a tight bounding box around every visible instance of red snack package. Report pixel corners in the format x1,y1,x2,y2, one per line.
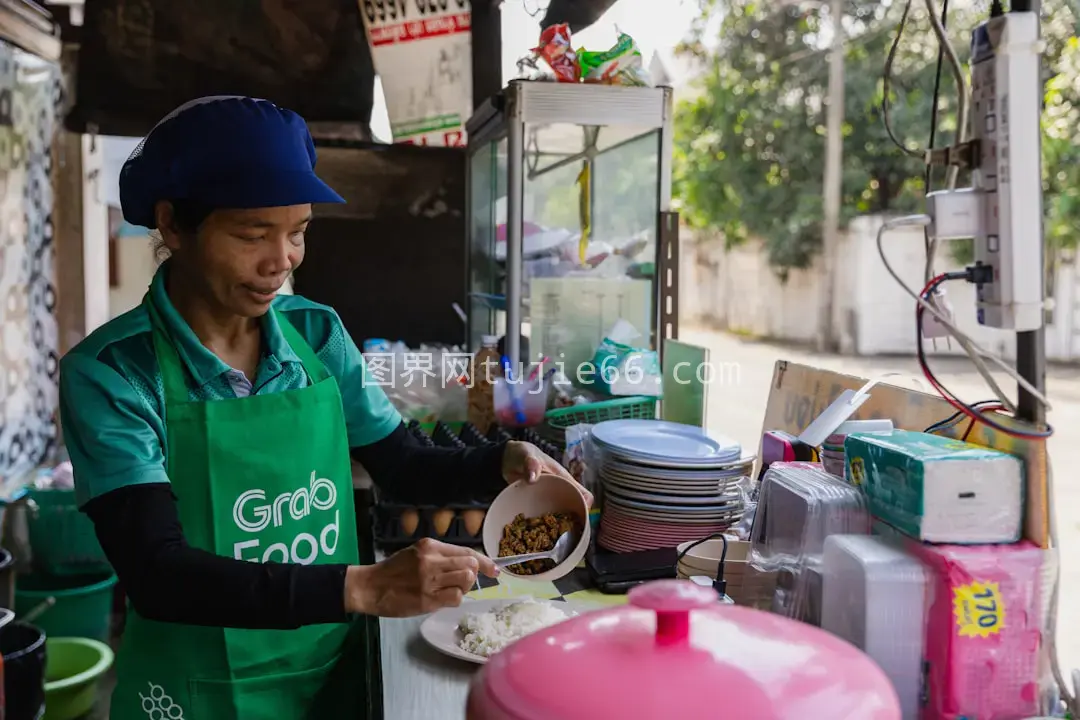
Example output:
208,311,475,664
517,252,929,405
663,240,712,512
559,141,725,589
533,23,580,83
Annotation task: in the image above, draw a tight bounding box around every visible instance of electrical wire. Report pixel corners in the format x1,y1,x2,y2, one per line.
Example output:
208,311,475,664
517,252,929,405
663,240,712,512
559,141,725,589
876,216,1053,409
914,0,1009,416
923,0,969,178
960,411,985,439
922,0,948,284
915,0,1033,415
879,217,1041,410
916,0,978,403
927,284,1018,413
916,273,1053,438
521,0,549,18
882,0,923,158
922,0,969,284
923,399,1002,433
899,4,1068,712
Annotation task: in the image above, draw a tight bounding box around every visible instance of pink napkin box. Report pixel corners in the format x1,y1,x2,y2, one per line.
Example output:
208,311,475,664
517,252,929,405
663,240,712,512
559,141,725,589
905,539,1051,720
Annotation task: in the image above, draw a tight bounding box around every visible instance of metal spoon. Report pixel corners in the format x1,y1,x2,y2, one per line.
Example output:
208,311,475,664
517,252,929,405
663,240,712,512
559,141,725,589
495,531,576,569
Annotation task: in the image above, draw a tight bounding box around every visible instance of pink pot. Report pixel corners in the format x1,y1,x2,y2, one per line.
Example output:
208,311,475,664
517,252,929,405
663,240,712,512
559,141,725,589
466,579,900,720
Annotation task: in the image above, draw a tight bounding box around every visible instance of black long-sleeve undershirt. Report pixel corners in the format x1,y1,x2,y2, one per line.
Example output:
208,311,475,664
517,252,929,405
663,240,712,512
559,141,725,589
83,422,507,629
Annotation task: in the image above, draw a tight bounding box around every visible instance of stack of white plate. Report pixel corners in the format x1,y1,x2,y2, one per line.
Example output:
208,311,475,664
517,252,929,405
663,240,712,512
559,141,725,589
591,420,754,553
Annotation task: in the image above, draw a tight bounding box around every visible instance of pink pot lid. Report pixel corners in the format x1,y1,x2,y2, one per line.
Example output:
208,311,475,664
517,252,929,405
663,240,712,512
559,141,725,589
480,580,900,720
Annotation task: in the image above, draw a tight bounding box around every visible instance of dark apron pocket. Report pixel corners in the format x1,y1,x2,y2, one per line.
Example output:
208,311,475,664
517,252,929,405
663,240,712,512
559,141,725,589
188,655,339,720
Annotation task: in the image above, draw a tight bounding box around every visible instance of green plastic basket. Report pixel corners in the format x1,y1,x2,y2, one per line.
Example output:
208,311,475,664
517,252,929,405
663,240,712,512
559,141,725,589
26,488,111,576
540,396,658,451
544,396,658,429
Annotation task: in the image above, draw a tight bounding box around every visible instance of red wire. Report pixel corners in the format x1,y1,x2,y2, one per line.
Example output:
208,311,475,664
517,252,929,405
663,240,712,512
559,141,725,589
915,276,1041,440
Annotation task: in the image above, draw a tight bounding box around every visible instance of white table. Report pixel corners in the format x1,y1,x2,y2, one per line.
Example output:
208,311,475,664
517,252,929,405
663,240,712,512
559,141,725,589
379,613,477,720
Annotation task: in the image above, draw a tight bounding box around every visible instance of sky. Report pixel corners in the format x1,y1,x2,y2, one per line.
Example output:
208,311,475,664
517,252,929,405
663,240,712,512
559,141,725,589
369,0,701,141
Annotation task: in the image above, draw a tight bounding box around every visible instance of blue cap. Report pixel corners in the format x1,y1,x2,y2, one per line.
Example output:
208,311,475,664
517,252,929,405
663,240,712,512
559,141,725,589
119,96,345,229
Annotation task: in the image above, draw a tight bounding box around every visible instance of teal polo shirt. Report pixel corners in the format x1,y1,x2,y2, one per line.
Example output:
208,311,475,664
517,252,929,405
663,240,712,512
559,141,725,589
59,263,402,507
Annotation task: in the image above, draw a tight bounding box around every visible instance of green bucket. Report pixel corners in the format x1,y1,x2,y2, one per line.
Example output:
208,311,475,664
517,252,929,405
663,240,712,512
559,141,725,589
44,637,115,720
14,572,117,643
26,488,111,576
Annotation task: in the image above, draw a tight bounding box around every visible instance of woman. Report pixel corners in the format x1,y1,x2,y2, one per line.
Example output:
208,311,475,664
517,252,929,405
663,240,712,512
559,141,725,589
58,96,589,720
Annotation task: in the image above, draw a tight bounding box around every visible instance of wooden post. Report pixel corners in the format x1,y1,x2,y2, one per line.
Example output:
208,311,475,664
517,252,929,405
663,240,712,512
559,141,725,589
817,0,845,352
470,0,502,110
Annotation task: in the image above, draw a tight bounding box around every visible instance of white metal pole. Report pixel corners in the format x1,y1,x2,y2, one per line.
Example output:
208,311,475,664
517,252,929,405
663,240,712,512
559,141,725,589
506,114,525,373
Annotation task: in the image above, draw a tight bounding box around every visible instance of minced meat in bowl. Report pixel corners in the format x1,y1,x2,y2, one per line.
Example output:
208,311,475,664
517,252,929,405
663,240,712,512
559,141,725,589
498,512,577,575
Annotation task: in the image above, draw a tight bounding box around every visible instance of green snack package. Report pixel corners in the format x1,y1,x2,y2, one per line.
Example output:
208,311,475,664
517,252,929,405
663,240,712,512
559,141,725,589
578,33,651,86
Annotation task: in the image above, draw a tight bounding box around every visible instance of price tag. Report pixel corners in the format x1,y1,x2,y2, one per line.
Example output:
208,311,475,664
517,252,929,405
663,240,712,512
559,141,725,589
361,0,470,25
952,581,1006,638
357,0,472,146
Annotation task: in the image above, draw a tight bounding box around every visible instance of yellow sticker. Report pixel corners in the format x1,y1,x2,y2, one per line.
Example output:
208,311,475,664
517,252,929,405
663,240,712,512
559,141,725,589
952,581,1006,638
848,456,865,486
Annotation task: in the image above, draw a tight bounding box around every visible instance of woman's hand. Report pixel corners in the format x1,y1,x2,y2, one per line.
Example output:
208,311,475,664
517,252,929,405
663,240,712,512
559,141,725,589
345,538,498,618
501,441,593,508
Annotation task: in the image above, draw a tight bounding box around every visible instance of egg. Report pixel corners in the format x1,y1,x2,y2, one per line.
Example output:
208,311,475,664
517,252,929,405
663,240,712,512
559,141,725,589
432,508,454,536
399,509,419,537
462,509,486,537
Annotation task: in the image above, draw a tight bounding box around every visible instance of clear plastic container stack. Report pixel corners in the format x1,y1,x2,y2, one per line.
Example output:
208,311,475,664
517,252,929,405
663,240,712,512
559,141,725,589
748,462,870,625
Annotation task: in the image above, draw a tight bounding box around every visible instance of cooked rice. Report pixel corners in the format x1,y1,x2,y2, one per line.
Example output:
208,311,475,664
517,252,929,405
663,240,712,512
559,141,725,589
457,598,572,657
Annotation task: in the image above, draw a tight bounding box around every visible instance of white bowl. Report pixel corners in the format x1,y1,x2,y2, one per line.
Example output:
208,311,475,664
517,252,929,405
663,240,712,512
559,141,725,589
482,473,591,582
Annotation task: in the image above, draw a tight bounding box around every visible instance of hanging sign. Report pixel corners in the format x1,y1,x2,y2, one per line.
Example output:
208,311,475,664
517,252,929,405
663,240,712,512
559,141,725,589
358,0,472,147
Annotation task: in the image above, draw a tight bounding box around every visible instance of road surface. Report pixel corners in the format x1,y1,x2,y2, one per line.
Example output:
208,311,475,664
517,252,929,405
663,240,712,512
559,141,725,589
681,326,1080,678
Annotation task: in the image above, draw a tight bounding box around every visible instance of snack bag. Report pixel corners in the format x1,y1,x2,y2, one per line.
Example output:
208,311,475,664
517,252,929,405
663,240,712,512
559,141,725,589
533,23,580,83
578,32,651,86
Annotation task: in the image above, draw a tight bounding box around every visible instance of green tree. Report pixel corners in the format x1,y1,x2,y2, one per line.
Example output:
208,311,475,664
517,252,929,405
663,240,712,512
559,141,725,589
675,0,1077,273
1044,36,1080,251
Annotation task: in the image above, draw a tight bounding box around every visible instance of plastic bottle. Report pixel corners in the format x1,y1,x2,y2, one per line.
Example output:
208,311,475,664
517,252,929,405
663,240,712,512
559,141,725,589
468,335,502,433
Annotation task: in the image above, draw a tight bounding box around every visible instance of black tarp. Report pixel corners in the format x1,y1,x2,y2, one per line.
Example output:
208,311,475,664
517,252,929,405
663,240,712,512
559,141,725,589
540,0,621,32
66,0,376,137
66,0,623,137
292,141,468,348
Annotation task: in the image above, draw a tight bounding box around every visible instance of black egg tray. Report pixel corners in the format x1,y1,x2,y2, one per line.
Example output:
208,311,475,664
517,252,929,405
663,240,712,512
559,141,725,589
373,421,565,550
372,501,489,550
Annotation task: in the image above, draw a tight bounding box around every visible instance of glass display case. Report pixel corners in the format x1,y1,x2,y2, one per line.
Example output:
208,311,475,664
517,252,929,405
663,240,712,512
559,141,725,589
465,80,676,378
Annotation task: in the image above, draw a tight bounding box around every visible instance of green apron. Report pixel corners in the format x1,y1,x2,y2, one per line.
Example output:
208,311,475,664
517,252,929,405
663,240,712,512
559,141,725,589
109,295,382,720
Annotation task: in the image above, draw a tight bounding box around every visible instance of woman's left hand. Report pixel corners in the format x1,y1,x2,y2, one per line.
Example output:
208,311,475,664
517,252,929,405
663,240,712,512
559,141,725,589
502,441,593,508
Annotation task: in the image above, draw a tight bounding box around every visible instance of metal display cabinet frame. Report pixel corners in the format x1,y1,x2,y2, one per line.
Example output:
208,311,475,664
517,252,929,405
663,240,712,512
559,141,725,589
465,79,678,371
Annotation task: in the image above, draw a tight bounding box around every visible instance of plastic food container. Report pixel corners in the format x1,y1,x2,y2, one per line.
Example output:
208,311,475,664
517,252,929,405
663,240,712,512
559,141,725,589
493,376,548,428
466,579,901,719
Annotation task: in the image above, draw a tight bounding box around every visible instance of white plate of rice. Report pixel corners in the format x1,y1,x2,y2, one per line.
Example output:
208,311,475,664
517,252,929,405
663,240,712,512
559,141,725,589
419,597,595,665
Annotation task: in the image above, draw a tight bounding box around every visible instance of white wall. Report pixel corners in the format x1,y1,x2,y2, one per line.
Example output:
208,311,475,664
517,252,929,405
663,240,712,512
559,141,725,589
681,226,860,351
682,215,1077,361
109,235,157,318
82,135,111,335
